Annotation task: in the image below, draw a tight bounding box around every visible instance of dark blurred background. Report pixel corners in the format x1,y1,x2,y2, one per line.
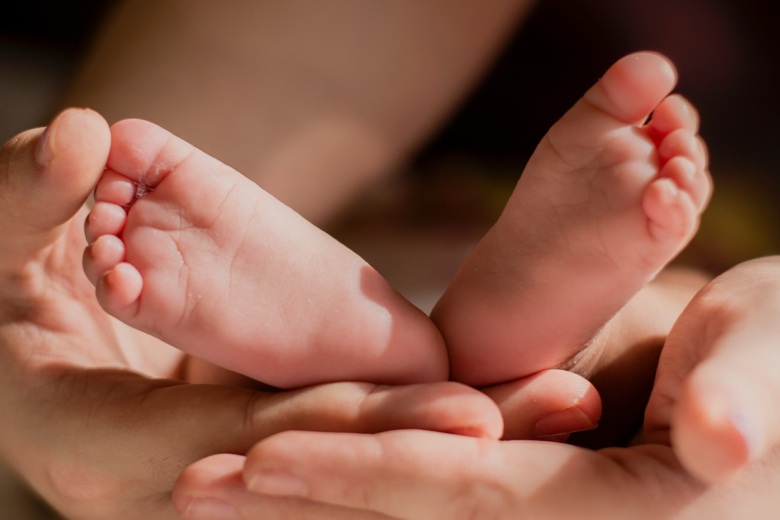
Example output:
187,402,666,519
3,0,780,278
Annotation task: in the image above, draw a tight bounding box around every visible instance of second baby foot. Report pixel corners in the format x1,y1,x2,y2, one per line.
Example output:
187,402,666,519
433,52,711,387
84,119,447,388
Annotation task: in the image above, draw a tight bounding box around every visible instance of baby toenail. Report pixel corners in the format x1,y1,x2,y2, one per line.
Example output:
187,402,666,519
532,406,598,439
36,122,56,168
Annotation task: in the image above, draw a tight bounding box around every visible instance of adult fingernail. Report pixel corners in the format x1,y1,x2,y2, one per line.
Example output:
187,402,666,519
247,467,308,497
533,406,598,440
183,498,240,520
35,120,56,168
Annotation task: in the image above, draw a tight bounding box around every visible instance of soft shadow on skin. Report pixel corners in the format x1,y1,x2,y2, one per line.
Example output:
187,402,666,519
182,265,444,391
568,334,666,449
532,443,780,519
528,443,706,520
562,268,711,449
183,356,283,392
358,264,448,382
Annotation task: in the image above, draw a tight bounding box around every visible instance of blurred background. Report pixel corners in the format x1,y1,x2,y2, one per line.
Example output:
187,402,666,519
2,0,780,517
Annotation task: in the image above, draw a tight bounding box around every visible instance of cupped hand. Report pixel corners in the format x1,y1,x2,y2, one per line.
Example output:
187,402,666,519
645,256,780,483
173,260,780,519
0,109,507,520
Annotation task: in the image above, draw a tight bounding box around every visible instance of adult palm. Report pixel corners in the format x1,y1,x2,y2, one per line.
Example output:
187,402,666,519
174,260,780,519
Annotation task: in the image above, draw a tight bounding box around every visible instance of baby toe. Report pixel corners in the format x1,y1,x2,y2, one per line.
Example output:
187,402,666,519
659,129,705,171
94,169,138,206
83,235,126,286
649,94,700,138
583,52,677,125
96,262,143,318
643,177,698,245
85,202,127,244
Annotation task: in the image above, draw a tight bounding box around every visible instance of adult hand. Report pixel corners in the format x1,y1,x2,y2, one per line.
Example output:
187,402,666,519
645,257,780,483
173,259,780,519
0,109,507,520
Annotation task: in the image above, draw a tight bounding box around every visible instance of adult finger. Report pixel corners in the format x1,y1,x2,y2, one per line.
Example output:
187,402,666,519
245,380,503,440
189,359,599,444
482,369,601,441
242,430,559,520
5,369,500,518
173,454,392,520
183,357,502,438
0,108,110,264
235,430,697,520
646,257,780,484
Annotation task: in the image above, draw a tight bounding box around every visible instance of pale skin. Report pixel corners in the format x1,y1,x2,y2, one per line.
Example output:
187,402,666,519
173,258,780,520
0,1,564,517
71,0,534,391
0,100,725,520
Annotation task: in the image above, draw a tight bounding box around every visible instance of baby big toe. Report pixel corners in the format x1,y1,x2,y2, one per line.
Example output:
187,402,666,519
583,52,677,125
659,129,706,171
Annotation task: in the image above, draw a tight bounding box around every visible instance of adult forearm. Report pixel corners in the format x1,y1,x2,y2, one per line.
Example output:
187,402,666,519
66,0,534,224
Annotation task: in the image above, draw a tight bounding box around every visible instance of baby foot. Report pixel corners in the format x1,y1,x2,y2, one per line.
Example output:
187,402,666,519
433,52,711,387
84,120,447,388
